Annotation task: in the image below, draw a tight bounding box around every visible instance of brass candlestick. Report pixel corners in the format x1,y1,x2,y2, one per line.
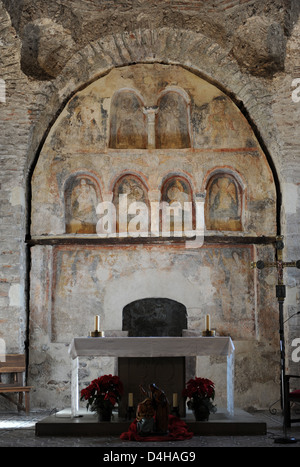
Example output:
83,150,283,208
90,330,105,337
202,313,215,336
89,315,105,337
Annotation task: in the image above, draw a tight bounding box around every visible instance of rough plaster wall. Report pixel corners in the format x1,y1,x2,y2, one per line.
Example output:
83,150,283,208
0,0,300,410
29,244,278,410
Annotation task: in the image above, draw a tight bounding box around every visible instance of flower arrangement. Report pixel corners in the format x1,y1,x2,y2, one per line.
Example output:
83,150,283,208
80,374,124,418
182,377,217,418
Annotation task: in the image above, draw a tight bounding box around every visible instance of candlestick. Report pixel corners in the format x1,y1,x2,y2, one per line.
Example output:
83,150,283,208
206,314,210,331
94,315,100,332
128,393,133,407
202,313,215,336
173,393,178,407
89,315,104,337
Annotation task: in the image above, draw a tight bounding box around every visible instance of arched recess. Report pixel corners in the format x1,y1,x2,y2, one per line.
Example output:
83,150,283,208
156,88,191,149
64,173,102,234
204,171,245,232
26,28,282,232
109,88,147,149
26,29,282,412
160,175,195,235
112,173,150,235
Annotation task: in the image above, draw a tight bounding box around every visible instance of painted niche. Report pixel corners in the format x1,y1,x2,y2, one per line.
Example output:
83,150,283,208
65,175,100,234
109,88,191,149
156,91,191,149
112,174,149,235
205,173,243,231
161,176,194,235
109,90,147,149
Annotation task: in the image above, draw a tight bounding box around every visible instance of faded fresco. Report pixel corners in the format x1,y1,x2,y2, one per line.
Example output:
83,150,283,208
161,177,193,233
205,174,242,231
29,64,278,411
50,94,104,151
156,91,190,148
112,174,149,234
109,90,147,149
36,245,257,343
65,176,100,233
31,64,276,237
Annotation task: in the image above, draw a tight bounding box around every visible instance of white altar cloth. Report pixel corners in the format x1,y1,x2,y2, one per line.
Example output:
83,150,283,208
68,336,235,417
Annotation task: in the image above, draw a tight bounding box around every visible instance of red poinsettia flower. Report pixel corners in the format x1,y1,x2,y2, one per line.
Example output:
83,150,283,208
80,374,124,413
182,377,215,400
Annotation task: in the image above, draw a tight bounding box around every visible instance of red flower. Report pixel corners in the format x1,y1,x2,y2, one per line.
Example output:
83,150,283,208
80,374,124,412
182,377,215,400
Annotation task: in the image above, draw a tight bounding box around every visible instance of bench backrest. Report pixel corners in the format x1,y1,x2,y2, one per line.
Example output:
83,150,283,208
0,354,26,373
0,354,26,385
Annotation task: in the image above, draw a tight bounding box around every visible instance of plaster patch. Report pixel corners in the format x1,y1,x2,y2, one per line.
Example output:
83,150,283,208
9,283,22,307
283,183,297,214
10,186,25,207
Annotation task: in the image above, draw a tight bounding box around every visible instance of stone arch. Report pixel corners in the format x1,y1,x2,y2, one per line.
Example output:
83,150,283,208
26,28,282,203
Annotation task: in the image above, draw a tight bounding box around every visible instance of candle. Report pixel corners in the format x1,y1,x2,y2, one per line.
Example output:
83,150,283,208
128,393,133,407
206,314,210,331
173,393,178,407
94,315,100,331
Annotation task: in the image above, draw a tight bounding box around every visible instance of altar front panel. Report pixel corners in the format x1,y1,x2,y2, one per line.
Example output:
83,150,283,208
69,336,235,417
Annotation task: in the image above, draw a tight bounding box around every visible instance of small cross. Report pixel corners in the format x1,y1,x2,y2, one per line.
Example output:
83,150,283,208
251,235,300,435
251,235,300,299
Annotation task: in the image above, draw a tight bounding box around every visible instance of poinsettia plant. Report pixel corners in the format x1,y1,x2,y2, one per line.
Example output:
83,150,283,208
182,377,217,414
80,374,124,412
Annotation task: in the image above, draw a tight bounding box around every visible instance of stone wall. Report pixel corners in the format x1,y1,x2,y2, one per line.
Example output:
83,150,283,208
0,0,300,411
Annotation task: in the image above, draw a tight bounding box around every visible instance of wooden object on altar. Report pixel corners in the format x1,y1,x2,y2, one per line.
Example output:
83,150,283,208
0,354,32,414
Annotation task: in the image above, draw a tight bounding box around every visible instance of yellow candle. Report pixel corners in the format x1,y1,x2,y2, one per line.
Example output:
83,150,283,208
94,315,100,331
206,314,210,331
128,393,133,407
173,393,178,407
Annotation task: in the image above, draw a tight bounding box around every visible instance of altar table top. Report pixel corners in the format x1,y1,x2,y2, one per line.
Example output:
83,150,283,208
68,336,234,360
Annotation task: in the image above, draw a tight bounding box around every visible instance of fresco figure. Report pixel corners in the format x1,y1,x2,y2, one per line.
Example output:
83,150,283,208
66,178,98,233
156,92,190,148
109,91,147,149
205,175,242,231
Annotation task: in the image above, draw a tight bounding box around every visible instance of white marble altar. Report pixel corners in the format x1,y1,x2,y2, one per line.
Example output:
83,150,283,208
68,336,235,417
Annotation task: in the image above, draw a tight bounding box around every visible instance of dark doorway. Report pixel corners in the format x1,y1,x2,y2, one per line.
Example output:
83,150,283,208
119,298,187,417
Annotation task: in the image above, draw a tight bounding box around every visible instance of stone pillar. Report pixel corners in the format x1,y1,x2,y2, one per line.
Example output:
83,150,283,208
143,106,158,149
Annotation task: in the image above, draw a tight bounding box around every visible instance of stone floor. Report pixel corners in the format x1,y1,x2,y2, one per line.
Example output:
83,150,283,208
0,409,299,448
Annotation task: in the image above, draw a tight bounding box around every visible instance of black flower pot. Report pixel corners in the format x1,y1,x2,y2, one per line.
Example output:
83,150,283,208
193,402,210,421
97,405,113,422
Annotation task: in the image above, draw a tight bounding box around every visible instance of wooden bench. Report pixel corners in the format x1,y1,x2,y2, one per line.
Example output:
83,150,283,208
0,354,32,414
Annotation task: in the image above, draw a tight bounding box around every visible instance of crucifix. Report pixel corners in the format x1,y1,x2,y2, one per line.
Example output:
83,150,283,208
251,235,300,443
